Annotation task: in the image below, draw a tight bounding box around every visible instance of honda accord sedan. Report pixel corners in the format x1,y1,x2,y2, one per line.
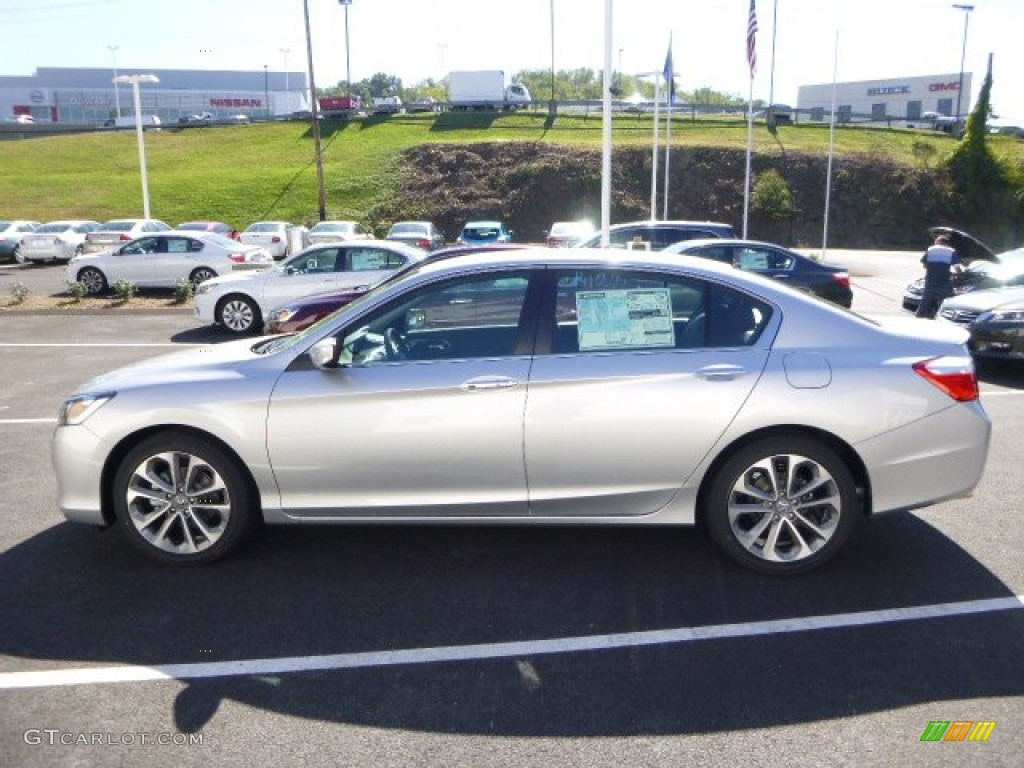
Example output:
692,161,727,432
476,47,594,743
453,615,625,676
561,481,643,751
53,249,990,574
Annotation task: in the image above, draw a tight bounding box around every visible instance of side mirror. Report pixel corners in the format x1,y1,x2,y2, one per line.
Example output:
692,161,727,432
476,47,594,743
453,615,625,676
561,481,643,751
309,337,338,369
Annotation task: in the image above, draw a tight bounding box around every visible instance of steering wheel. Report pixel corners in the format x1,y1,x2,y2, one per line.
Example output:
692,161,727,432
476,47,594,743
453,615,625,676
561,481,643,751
384,327,411,360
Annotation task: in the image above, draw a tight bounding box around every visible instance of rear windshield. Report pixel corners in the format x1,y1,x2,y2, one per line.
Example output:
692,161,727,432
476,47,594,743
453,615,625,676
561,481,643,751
247,223,284,233
389,223,427,235
464,227,499,238
35,223,73,233
100,221,137,232
311,223,351,233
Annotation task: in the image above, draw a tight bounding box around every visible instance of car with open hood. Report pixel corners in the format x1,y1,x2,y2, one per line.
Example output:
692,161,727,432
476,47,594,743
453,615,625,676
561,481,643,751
902,227,1005,313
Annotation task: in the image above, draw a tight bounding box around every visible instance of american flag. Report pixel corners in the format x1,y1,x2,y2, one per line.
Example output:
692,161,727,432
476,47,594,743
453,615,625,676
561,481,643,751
746,0,758,78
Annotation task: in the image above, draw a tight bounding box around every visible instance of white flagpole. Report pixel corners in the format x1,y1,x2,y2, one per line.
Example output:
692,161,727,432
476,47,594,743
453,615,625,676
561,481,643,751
743,76,754,239
600,0,613,246
822,29,840,261
662,77,672,220
650,76,660,221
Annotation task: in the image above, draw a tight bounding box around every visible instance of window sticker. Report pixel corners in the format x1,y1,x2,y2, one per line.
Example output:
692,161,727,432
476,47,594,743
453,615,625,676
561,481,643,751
350,251,389,271
576,288,675,351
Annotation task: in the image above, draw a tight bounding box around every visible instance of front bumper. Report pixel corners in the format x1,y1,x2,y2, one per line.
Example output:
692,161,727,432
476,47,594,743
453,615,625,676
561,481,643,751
52,424,111,525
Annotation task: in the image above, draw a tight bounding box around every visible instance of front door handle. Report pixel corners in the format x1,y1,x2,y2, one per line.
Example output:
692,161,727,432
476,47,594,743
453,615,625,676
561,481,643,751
461,376,520,391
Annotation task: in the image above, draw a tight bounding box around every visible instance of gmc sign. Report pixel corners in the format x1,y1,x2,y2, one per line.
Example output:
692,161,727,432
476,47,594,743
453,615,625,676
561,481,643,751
929,82,961,91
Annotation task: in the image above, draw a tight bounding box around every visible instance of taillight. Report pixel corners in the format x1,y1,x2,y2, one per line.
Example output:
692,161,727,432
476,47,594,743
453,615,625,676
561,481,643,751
416,238,430,249
271,236,281,243
119,233,132,241
913,355,979,402
228,254,245,263
832,271,850,288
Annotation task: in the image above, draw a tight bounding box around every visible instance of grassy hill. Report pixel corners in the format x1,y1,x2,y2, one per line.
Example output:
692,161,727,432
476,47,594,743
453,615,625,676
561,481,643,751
2,111,1021,247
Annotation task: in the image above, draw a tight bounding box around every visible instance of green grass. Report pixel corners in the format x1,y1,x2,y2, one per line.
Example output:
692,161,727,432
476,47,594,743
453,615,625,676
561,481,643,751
2,111,1019,230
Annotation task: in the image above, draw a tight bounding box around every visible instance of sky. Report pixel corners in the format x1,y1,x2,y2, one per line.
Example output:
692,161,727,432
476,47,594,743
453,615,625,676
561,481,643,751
3,0,1022,124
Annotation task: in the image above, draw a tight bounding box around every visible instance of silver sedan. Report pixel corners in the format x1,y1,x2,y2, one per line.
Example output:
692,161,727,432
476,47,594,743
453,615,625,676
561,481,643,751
52,249,991,575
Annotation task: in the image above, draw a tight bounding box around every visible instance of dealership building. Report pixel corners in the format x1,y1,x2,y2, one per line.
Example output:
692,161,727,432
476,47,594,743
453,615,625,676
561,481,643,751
797,72,973,123
0,67,309,124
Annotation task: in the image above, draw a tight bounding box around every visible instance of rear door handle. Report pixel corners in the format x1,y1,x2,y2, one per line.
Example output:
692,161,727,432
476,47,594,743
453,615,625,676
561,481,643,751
696,364,748,381
461,376,520,391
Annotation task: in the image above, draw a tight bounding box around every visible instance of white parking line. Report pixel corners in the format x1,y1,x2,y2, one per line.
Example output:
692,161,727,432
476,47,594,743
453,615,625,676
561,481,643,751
0,418,56,424
0,343,191,348
1,595,1020,690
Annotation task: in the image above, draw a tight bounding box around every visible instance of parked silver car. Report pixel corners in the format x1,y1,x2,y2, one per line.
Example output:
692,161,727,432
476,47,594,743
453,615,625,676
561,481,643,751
67,232,272,294
83,218,172,254
20,220,101,263
53,249,991,574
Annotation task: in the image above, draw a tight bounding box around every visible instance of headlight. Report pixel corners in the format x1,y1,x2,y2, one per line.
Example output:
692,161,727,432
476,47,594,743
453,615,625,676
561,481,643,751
976,309,1024,324
267,308,297,324
57,393,115,426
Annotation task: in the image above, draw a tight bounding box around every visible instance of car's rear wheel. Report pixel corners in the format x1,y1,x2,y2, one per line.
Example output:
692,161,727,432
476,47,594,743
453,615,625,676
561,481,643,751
217,294,261,334
190,267,217,286
112,432,256,565
13,245,25,264
705,436,862,575
77,266,108,295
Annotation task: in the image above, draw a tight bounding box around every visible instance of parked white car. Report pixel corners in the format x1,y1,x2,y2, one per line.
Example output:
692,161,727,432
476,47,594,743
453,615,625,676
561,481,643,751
20,220,102,263
239,221,308,260
67,232,272,294
194,240,425,334
307,220,373,244
83,218,172,254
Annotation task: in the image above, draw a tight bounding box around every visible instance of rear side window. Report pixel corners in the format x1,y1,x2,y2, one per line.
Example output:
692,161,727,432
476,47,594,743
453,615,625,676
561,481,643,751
549,269,771,353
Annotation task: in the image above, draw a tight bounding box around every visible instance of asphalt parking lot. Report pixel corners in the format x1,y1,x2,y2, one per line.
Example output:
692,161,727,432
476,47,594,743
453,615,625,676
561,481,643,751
1,253,1022,767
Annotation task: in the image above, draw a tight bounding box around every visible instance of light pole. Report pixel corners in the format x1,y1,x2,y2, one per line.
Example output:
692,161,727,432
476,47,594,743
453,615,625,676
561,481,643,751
953,4,974,122
113,74,159,219
280,48,290,112
303,0,328,220
437,42,447,76
549,0,556,109
339,0,352,97
263,64,270,119
107,45,121,118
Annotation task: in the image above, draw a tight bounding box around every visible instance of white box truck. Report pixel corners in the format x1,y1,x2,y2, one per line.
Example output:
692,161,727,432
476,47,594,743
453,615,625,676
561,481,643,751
111,114,162,130
447,70,532,111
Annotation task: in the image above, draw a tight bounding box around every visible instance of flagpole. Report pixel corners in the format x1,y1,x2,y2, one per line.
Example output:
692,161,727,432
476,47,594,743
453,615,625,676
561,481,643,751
743,78,754,239
822,29,839,262
743,0,759,239
600,0,613,246
650,75,660,221
662,32,673,222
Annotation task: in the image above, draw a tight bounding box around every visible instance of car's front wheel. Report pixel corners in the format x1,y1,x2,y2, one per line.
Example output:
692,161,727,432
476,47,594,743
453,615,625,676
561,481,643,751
112,432,256,565
76,266,108,295
704,436,862,575
13,245,25,264
217,294,261,334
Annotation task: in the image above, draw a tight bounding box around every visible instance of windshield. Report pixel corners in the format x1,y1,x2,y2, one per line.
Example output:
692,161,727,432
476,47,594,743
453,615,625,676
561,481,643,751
201,233,241,248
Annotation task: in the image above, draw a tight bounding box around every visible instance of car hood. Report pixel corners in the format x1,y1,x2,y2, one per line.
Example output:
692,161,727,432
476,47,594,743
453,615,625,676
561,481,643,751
202,268,274,290
941,285,1024,312
75,337,275,395
928,226,997,262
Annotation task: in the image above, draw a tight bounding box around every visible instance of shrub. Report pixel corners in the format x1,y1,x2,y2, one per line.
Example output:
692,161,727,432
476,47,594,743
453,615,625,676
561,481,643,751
9,281,29,304
65,280,87,302
751,168,795,220
111,279,137,302
173,279,195,304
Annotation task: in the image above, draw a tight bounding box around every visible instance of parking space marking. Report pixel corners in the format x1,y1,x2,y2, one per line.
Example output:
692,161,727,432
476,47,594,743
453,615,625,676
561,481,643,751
0,343,192,348
0,418,56,424
1,595,1020,690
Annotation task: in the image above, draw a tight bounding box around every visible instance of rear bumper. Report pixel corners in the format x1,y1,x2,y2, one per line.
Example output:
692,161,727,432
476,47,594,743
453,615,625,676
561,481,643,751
857,400,991,514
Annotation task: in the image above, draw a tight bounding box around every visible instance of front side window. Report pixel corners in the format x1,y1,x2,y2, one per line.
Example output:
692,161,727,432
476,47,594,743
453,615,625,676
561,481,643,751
288,248,340,273
549,269,772,353
121,237,161,255
337,271,532,365
735,247,794,271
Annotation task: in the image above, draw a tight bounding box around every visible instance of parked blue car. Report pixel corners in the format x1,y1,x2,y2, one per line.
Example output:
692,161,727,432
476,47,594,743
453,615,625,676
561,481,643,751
457,220,512,245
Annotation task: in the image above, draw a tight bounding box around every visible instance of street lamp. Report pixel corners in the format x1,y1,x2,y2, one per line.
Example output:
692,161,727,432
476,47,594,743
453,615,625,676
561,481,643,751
279,48,290,111
339,0,352,97
107,45,121,118
953,3,974,122
113,74,159,219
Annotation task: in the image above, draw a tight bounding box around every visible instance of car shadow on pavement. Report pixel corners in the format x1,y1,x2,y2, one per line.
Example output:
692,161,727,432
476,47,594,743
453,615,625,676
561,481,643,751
169,326,240,345
1,514,1021,737
976,359,1024,388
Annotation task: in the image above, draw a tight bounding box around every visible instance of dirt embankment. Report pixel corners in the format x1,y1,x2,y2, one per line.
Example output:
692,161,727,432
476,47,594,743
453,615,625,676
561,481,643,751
374,142,963,249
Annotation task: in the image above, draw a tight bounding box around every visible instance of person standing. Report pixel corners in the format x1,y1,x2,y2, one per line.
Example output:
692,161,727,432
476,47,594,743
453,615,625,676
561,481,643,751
916,234,962,319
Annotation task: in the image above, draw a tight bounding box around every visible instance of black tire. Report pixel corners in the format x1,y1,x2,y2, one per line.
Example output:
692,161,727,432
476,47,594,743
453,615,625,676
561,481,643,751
217,294,261,335
13,244,25,264
704,435,862,576
190,267,218,285
77,266,108,295
112,431,256,565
